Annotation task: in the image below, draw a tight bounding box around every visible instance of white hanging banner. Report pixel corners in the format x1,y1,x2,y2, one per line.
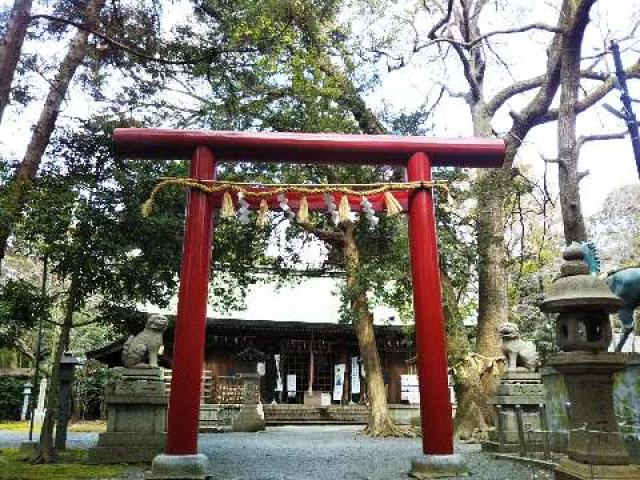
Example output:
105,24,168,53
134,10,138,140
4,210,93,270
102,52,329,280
333,364,346,401
351,357,360,395
274,355,283,392
287,374,297,398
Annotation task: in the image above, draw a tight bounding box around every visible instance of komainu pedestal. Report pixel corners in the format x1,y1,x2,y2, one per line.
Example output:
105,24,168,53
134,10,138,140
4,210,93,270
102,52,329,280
483,371,547,453
88,367,167,464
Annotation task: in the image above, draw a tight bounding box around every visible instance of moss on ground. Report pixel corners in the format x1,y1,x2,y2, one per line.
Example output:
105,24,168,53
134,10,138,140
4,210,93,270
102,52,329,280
0,448,128,479
0,421,106,433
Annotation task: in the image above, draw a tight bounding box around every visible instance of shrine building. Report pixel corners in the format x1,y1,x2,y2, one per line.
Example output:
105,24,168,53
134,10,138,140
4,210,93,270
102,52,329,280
88,316,414,407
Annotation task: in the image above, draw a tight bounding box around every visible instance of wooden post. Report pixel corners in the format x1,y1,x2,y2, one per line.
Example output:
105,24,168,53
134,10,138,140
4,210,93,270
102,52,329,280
165,147,216,455
407,152,454,455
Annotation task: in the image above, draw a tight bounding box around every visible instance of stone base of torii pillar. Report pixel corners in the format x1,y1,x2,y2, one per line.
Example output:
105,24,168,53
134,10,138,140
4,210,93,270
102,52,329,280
410,453,468,479
146,453,211,480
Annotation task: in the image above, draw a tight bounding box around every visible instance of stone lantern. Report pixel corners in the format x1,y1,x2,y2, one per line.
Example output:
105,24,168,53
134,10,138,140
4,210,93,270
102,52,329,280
540,244,640,479
55,352,82,450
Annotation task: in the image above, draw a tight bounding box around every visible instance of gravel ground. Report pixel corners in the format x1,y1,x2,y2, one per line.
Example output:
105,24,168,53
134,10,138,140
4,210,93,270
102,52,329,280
0,426,553,479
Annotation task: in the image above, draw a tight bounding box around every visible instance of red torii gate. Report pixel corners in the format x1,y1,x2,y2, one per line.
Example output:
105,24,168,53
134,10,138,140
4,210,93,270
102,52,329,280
114,129,505,478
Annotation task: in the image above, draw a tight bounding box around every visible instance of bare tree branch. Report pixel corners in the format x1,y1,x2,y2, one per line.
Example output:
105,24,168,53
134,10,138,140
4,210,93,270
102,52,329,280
426,0,454,39
296,221,345,247
414,22,561,53
577,131,627,153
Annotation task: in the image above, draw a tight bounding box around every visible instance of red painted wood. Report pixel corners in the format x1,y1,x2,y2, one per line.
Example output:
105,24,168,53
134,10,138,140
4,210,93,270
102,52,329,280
407,152,454,455
114,128,505,167
165,147,215,455
205,189,410,212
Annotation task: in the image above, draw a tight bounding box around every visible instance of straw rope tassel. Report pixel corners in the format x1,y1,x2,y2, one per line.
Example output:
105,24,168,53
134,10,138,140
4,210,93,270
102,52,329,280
256,199,270,228
141,198,154,218
220,191,235,218
338,195,351,224
384,191,403,216
297,196,310,224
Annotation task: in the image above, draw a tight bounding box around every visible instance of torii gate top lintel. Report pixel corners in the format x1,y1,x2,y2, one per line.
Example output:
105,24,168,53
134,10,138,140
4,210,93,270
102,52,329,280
113,128,505,167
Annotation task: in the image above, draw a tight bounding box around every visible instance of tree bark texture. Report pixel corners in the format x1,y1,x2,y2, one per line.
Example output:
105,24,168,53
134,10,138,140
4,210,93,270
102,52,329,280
33,280,76,463
0,0,32,125
0,0,33,123
342,221,404,436
0,0,105,270
557,1,595,245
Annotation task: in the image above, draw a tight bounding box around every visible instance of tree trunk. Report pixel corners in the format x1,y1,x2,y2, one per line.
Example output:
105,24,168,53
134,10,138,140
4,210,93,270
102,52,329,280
342,221,408,436
474,170,509,357
33,279,77,463
0,0,32,125
0,0,105,270
453,100,509,439
454,168,508,440
557,1,591,245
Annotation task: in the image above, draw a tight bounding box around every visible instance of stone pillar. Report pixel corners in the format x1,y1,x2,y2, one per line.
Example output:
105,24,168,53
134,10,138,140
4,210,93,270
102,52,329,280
33,378,47,423
551,352,639,479
55,353,81,450
88,367,167,464
232,374,265,432
20,383,32,421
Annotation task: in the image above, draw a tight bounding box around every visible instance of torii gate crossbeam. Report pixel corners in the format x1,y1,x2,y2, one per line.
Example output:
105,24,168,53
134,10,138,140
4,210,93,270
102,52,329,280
114,128,505,479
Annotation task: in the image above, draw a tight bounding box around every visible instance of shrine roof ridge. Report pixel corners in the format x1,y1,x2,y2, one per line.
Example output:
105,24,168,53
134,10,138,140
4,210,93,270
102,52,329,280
114,128,506,168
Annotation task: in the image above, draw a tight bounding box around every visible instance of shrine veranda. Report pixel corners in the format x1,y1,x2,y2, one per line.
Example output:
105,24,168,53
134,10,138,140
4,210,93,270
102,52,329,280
114,128,505,462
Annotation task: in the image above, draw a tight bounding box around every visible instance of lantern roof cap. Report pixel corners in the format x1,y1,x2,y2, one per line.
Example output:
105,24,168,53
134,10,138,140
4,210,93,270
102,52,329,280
540,244,622,313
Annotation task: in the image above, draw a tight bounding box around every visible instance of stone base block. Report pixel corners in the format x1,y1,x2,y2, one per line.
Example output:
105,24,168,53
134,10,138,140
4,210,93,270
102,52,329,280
232,404,265,432
555,458,640,479
95,432,166,447
481,440,545,454
88,432,166,464
146,453,211,479
88,446,163,464
410,454,468,478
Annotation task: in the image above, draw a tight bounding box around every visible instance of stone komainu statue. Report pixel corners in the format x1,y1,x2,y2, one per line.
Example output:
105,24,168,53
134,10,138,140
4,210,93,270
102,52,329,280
122,314,169,368
498,322,539,371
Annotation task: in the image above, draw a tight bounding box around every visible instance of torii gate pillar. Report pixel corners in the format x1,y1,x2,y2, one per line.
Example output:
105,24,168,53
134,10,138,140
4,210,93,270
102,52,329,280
407,152,467,478
114,129,505,480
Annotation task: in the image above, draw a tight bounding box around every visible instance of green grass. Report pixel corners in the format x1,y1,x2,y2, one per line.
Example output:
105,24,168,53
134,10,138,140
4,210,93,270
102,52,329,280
0,449,129,479
0,421,106,433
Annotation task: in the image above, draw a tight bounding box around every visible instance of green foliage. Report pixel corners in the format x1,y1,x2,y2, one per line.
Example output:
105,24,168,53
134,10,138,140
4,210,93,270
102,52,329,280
0,449,125,479
0,279,49,350
14,117,185,323
73,362,120,420
0,378,25,421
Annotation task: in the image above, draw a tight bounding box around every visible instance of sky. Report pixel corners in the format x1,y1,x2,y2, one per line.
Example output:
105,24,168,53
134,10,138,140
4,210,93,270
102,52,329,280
1,0,639,324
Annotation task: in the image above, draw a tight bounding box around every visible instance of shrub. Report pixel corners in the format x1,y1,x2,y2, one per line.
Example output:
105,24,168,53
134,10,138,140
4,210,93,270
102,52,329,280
0,377,26,420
